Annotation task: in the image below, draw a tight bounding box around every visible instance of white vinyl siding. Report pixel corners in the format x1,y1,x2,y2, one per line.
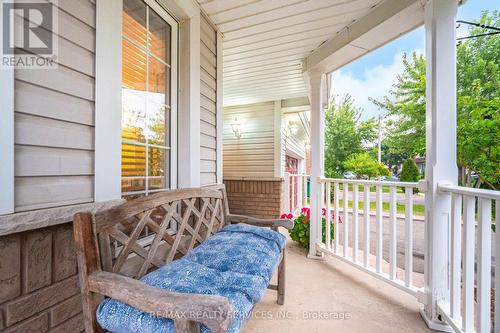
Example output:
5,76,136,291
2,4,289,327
200,16,218,185
223,101,276,178
13,1,96,212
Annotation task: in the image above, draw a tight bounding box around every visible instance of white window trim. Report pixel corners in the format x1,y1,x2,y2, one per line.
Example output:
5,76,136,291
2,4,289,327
148,0,211,189
134,0,178,193
216,31,223,183
0,65,14,214
160,2,179,190
95,0,179,201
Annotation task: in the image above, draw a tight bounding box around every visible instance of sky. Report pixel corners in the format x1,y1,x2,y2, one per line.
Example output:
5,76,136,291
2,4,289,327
330,0,499,120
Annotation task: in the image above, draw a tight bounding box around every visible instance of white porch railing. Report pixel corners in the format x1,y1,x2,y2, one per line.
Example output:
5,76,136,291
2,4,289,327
317,178,424,297
284,174,500,331
436,184,500,333
284,173,424,296
284,173,310,214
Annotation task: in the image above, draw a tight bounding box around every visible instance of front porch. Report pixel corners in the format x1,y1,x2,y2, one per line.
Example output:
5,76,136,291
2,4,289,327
0,0,497,332
244,238,430,333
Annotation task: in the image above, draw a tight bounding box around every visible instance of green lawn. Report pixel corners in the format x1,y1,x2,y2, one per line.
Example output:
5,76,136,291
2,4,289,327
336,199,425,216
336,184,409,194
301,198,425,216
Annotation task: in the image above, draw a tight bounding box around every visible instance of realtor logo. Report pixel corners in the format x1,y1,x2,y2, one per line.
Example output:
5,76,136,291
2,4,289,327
1,0,58,68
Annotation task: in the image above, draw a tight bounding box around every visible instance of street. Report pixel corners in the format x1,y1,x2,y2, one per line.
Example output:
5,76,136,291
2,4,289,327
333,214,426,274
333,213,496,280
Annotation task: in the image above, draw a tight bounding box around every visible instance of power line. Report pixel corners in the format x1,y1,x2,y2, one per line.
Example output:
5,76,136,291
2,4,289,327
456,20,500,32
457,31,500,41
456,20,500,41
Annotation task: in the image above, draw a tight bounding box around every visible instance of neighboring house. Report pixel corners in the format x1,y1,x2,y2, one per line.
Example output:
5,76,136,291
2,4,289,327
282,106,310,176
414,156,426,175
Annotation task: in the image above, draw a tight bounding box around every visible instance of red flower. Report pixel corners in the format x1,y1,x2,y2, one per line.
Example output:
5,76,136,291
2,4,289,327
280,213,287,219
322,208,326,216
286,213,293,219
302,218,308,224
330,212,343,224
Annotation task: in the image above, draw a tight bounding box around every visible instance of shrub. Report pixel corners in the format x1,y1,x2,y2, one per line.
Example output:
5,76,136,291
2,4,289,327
378,163,391,177
286,207,341,249
400,158,420,193
400,158,420,182
344,152,391,179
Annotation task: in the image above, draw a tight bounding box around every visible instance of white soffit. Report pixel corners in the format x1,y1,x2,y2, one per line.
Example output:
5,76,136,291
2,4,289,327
303,0,425,73
197,0,424,106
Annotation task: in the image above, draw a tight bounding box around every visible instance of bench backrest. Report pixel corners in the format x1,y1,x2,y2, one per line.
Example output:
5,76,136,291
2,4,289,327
77,185,229,279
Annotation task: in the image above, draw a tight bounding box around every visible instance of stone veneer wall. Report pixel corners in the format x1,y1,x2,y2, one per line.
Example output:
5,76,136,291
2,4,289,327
0,201,122,333
0,223,82,333
223,178,284,219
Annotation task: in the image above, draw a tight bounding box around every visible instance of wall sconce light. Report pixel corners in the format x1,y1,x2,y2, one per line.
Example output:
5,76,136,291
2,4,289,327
282,120,298,140
231,117,242,138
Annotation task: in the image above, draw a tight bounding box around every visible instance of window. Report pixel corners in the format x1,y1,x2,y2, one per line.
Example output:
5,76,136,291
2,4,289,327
121,0,177,198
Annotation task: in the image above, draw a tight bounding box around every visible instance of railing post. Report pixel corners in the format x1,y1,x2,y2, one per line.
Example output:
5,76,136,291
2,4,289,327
421,0,458,330
283,172,290,214
297,175,303,210
307,68,325,258
302,176,307,207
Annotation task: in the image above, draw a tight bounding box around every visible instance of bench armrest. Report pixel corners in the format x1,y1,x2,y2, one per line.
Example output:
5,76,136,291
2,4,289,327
88,271,234,333
227,214,293,230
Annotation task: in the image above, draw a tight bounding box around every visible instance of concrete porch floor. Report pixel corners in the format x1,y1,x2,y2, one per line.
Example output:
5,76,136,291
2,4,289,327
242,240,432,333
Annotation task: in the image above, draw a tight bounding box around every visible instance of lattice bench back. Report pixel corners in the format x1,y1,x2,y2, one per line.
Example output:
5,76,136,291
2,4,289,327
91,187,229,279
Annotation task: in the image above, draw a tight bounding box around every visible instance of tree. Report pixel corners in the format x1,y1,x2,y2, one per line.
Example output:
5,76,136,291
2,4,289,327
400,159,420,182
344,152,389,179
371,11,499,189
370,52,426,158
371,141,409,173
456,11,500,188
324,95,377,177
378,163,391,177
458,97,499,188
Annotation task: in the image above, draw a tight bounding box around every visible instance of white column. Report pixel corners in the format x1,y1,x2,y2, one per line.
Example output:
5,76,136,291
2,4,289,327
308,69,325,258
94,0,123,201
0,63,14,214
422,0,458,330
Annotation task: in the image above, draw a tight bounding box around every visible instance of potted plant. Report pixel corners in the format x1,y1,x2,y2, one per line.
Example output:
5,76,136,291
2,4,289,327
284,207,341,249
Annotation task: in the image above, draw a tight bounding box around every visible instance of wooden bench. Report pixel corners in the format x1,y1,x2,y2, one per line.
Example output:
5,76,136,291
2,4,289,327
73,185,292,333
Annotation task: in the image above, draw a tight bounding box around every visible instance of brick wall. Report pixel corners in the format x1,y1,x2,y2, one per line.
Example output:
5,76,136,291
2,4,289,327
224,179,284,219
0,224,83,333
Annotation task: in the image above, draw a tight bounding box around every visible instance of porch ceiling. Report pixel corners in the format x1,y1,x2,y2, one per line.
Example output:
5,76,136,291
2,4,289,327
197,0,424,106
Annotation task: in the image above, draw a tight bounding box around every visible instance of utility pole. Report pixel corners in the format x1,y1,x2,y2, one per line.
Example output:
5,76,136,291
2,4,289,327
377,110,382,163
